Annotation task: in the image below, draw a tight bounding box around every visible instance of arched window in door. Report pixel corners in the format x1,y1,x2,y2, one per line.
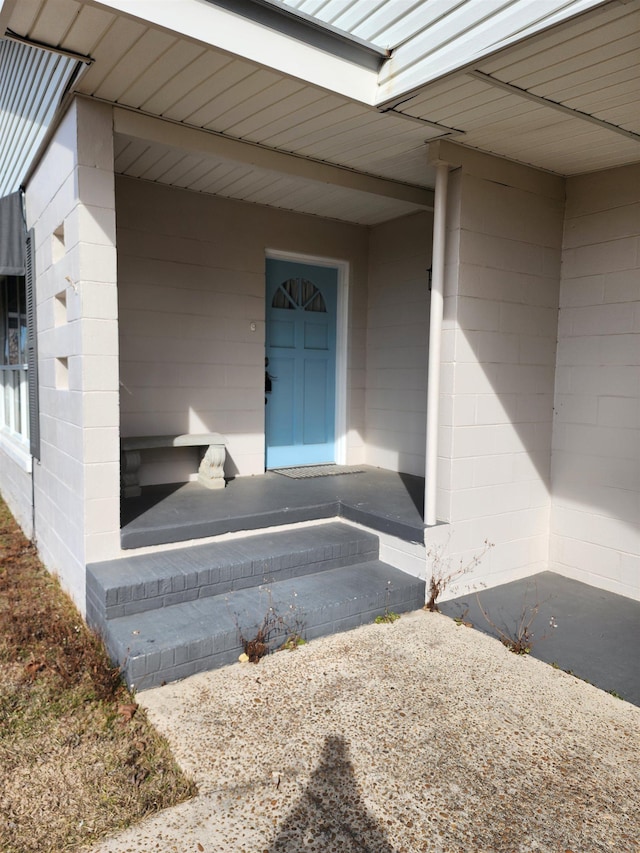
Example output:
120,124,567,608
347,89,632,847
272,278,327,313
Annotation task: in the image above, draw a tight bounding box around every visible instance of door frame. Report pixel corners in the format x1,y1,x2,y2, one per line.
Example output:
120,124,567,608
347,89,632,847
264,249,349,466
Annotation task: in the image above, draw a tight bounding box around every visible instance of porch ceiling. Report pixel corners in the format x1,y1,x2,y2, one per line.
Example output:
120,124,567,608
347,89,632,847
113,127,430,226
389,0,640,176
5,0,445,222
3,0,640,224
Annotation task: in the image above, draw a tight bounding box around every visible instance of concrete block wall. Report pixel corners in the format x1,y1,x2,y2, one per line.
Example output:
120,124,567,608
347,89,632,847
26,97,120,610
116,177,369,482
433,147,565,593
0,448,33,538
550,163,640,600
365,212,432,476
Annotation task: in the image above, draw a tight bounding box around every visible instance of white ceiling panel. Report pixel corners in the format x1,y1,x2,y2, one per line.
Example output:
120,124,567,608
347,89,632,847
481,2,636,79
298,120,430,167
222,86,327,139
157,157,216,188
466,119,640,175
135,147,190,183
116,40,206,109
4,0,639,225
93,28,178,102
138,51,232,116
404,77,500,117
444,96,541,130
161,60,259,123
211,77,305,133
513,46,639,100
548,65,640,107
63,4,115,55
191,69,286,129
388,0,640,174
257,101,370,149
78,15,148,93
243,92,348,145
27,0,80,44
352,144,434,186
4,0,46,36
113,132,427,224
114,138,153,174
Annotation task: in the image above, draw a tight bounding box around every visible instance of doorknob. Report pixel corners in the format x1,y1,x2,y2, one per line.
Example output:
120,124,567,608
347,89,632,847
265,357,276,397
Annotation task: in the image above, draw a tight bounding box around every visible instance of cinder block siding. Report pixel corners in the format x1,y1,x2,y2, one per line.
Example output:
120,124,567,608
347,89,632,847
435,155,564,592
25,98,120,610
365,212,432,477
116,177,369,481
551,163,640,600
0,450,32,538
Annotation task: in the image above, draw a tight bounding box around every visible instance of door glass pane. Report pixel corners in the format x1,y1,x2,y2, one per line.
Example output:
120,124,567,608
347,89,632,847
301,280,326,312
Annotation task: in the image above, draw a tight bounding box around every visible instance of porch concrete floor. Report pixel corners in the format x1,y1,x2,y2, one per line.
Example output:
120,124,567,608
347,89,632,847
120,466,426,549
90,608,640,853
439,570,640,706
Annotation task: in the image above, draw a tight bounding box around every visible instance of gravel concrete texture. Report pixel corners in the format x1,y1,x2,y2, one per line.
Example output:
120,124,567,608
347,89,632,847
90,610,640,853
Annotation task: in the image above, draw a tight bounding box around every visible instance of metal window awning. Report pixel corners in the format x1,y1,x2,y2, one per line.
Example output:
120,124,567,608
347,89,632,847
0,37,85,197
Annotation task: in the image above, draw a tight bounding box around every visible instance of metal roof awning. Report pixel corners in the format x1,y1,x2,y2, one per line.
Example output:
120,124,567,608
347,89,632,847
0,37,85,196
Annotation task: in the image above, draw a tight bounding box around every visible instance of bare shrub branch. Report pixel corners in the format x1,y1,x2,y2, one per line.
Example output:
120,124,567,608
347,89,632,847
475,582,556,655
425,539,494,612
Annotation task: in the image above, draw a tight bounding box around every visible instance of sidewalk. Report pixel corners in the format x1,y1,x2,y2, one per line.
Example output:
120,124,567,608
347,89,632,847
89,608,640,853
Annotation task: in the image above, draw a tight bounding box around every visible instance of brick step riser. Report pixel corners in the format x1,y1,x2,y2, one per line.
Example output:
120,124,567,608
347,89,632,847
86,525,379,629
87,541,379,626
112,578,425,690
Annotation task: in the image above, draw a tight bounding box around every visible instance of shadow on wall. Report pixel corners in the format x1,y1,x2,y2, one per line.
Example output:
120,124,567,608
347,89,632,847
268,734,394,852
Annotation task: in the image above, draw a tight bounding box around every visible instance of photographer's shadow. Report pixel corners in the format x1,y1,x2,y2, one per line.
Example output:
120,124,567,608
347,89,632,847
268,734,395,852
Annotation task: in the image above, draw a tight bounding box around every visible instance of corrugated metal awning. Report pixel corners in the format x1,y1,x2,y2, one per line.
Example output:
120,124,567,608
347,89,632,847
0,37,81,196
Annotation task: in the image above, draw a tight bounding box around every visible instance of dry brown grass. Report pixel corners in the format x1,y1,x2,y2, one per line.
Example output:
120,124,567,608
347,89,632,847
0,500,197,853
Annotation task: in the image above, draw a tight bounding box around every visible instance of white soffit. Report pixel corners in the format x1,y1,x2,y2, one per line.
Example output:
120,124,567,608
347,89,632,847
5,0,447,192
394,0,640,174
5,0,638,193
88,0,379,104
113,130,429,225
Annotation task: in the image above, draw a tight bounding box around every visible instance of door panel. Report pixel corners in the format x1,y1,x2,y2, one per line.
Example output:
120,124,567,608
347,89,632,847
303,359,328,445
265,259,337,468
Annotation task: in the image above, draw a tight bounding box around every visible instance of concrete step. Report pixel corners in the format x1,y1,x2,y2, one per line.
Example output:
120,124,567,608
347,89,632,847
87,522,379,626
103,560,425,690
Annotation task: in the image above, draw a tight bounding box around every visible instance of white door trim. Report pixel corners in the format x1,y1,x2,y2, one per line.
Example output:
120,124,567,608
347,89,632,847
265,249,349,466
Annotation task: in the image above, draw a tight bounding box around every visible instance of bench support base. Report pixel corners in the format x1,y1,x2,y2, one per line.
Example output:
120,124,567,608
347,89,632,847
197,444,226,490
121,450,142,499
120,441,226,497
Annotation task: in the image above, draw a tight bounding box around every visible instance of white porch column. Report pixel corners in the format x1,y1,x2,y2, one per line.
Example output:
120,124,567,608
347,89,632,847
424,161,449,525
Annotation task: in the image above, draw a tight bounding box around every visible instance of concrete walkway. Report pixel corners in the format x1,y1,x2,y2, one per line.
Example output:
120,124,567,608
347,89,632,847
90,609,640,853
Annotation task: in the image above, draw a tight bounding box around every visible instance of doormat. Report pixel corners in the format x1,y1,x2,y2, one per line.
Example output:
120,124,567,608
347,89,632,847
272,465,366,479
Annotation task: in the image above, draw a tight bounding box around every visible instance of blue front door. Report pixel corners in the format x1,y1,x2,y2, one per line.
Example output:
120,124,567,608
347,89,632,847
265,259,337,469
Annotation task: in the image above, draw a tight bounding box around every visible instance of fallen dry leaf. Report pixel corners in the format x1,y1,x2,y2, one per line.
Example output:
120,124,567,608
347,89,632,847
117,702,139,724
24,659,46,678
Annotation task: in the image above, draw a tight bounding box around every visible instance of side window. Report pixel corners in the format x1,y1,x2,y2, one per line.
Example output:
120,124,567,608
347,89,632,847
0,274,29,442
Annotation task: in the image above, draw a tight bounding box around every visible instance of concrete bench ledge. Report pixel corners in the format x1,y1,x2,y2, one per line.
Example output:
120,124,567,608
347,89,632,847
122,433,225,451
121,433,226,498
